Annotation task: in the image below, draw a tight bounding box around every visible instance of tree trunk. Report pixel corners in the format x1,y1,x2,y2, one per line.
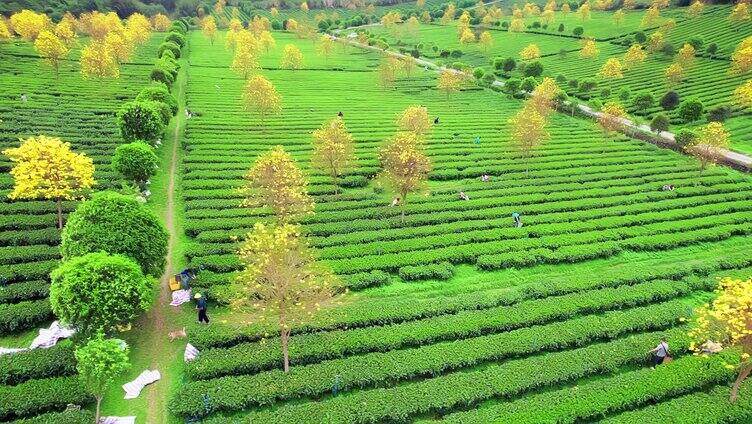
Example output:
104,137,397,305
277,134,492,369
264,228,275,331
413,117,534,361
56,198,63,229
731,362,752,402
95,395,102,424
400,191,407,224
281,328,290,373
332,171,339,198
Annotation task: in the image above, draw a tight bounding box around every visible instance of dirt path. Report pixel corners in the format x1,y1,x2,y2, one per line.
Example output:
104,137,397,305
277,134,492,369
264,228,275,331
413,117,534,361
143,68,185,424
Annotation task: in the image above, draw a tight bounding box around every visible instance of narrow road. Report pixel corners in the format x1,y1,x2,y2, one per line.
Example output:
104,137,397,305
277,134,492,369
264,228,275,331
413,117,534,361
328,33,752,172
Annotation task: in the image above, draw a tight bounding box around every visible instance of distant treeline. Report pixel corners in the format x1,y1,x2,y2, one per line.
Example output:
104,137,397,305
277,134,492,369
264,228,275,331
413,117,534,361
1,0,738,21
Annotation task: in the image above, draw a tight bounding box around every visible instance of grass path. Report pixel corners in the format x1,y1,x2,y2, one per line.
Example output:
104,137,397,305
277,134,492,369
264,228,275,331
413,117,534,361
99,49,190,424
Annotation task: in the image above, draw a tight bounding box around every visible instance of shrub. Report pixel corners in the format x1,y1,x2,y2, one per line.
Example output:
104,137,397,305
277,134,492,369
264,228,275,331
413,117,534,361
660,91,680,110
632,92,655,111
504,78,522,94
688,37,704,50
618,88,631,102
343,270,391,290
634,31,647,43
116,101,165,144
112,142,159,186
558,23,564,32
61,191,168,277
523,61,543,77
600,88,611,99
707,104,732,122
136,83,178,115
473,67,485,79
158,41,181,59
399,262,454,281
650,113,670,133
661,43,675,56
579,79,597,94
555,74,567,84
706,43,718,57
450,49,463,58
164,31,186,48
573,26,584,36
674,130,696,147
521,77,537,92
150,66,175,87
678,98,704,123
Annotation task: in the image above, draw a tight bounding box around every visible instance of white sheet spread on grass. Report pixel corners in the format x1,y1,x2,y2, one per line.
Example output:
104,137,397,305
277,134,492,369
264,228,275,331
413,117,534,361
123,370,161,399
170,288,192,306
101,417,136,424
0,321,76,356
184,343,199,362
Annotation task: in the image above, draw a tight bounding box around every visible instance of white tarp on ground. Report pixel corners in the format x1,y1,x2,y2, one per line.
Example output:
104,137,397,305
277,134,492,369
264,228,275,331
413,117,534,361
123,370,161,399
30,320,76,349
170,289,192,306
101,417,136,424
1,321,76,355
184,343,199,362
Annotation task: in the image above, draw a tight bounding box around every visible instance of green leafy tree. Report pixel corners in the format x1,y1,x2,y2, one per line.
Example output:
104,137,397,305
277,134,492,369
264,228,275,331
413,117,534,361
632,92,655,111
650,113,670,133
112,142,159,189
75,334,130,424
678,97,704,122
117,101,166,144
51,252,153,336
136,83,178,116
61,191,168,276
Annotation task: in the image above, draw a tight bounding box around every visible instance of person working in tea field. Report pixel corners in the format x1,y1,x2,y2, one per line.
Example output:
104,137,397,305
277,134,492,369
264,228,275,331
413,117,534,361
512,212,522,227
649,337,670,368
337,111,344,117
390,197,401,207
458,191,469,201
434,117,439,124
195,293,210,324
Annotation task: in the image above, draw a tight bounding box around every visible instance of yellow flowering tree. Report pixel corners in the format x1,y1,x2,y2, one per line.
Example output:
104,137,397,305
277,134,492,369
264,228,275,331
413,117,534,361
10,10,50,41
300,1,310,13
202,16,218,45
3,135,95,229
281,44,304,70
578,2,591,21
686,0,704,18
260,31,276,53
509,18,526,32
623,43,647,68
731,36,752,74
231,33,261,78
729,2,750,23
684,122,729,172
561,3,571,15
641,6,660,27
665,63,684,87
125,13,150,45
80,41,120,81
34,30,69,76
0,19,12,41
734,79,752,109
150,13,171,32
242,74,281,128
580,39,600,58
542,9,555,25
378,132,432,222
519,43,541,61
377,57,400,89
54,20,76,45
613,9,625,26
441,3,456,23
397,105,432,137
479,31,493,51
529,77,561,116
406,16,420,35
459,28,476,45
598,58,624,79
647,31,666,52
436,69,465,99
317,36,335,63
676,43,696,67
241,146,313,222
688,277,752,402
233,223,336,373
311,117,356,195
104,31,135,64
598,101,628,136
509,101,548,175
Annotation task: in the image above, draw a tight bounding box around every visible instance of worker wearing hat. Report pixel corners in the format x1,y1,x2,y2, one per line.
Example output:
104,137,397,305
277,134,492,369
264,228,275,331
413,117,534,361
195,293,209,324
